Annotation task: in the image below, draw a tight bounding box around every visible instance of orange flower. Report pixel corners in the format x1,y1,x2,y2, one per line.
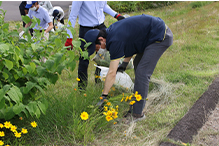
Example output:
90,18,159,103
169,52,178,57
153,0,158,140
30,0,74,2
114,122,117,125
74,88,77,91
129,101,136,105
19,117,23,120
83,93,87,97
100,97,103,100
106,102,111,106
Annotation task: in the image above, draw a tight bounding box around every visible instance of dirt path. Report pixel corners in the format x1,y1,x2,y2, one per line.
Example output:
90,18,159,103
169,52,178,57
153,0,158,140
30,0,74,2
192,103,219,146
160,76,219,146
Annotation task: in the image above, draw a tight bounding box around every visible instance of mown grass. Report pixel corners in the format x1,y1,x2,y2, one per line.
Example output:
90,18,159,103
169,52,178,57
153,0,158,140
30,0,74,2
6,1,219,145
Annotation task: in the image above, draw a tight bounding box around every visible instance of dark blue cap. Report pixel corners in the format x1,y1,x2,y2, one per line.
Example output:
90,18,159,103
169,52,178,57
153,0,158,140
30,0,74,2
52,9,59,18
84,29,100,56
25,1,37,8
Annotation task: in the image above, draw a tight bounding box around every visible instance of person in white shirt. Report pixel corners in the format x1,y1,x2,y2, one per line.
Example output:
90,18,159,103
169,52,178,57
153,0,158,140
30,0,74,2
64,1,125,91
52,6,65,25
25,1,53,39
39,1,53,15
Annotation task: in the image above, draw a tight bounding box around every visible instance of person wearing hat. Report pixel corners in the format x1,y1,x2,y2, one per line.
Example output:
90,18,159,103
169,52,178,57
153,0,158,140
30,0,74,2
25,1,53,39
65,1,125,91
84,14,173,123
52,6,64,31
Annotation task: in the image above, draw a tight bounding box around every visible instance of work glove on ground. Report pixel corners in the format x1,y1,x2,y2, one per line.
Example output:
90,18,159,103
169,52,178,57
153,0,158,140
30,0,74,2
117,61,129,73
97,94,109,111
114,13,125,21
65,38,73,50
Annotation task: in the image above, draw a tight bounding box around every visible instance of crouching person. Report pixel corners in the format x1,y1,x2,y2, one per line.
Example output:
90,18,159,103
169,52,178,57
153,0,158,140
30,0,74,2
83,14,173,123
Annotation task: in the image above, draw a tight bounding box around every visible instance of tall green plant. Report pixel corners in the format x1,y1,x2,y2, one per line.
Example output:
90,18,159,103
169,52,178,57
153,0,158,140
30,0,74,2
0,5,89,120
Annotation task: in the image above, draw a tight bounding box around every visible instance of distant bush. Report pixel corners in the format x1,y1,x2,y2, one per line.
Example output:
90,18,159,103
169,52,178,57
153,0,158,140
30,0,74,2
108,1,177,13
190,1,212,8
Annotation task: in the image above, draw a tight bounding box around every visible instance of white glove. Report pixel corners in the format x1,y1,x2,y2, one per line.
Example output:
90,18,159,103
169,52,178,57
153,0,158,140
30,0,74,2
19,31,25,38
43,32,49,40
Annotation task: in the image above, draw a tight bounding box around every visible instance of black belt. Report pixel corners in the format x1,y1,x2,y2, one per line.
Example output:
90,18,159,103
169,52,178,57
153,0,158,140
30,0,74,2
80,23,105,29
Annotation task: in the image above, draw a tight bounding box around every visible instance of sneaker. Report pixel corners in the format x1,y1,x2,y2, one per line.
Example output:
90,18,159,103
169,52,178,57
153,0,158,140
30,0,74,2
122,112,146,124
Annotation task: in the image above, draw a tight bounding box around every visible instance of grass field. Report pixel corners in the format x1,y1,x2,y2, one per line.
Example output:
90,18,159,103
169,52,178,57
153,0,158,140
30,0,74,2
5,1,219,146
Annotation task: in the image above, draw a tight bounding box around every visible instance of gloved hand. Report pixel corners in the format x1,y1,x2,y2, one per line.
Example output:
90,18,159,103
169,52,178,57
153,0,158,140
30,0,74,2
117,61,129,73
96,94,109,111
114,13,125,21
19,31,25,39
43,32,49,40
65,38,73,50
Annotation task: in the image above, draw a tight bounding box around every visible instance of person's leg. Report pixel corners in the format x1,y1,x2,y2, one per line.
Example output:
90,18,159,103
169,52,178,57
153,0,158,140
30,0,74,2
133,27,173,115
78,27,92,90
94,25,107,84
19,8,26,27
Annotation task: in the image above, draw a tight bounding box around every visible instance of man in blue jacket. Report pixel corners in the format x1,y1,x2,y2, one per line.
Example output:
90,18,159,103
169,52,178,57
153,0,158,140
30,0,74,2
84,14,173,123
65,1,124,91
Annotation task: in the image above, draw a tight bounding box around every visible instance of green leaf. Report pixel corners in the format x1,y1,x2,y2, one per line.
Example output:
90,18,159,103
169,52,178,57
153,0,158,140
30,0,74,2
37,100,47,115
47,73,59,84
84,42,92,48
67,50,75,62
36,66,46,76
7,86,23,103
55,38,62,48
0,89,4,103
0,98,5,110
72,40,81,49
54,53,64,65
2,72,9,80
57,64,65,74
69,61,76,72
0,44,9,53
44,59,54,71
22,15,31,24
30,62,36,72
23,82,36,94
22,67,27,75
35,85,45,95
26,101,41,118
3,107,15,120
31,43,37,51
4,59,13,70
24,64,33,73
13,103,25,115
3,84,11,93
0,1,2,6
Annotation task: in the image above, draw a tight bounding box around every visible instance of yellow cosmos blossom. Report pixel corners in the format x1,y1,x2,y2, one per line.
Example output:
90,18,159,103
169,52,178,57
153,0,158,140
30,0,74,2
103,99,108,102
116,105,119,111
21,128,28,134
5,145,10,146
95,75,100,78
0,124,3,128
0,131,5,137
103,112,107,116
31,121,37,128
0,140,4,146
76,77,80,81
113,112,118,119
10,125,17,132
14,132,21,138
111,108,115,112
80,112,89,120
129,101,136,105
135,91,138,96
106,102,111,106
135,95,142,101
121,97,124,102
106,116,113,122
112,87,116,91
99,97,103,100
125,96,129,102
4,121,11,129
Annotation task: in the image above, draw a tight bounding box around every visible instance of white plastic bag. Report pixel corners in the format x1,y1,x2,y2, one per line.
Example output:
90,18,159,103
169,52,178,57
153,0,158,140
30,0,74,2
95,65,134,91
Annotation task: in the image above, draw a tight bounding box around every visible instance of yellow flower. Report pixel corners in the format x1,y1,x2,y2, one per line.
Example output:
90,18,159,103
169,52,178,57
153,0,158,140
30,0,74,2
112,87,115,91
99,96,103,100
135,91,138,96
0,124,3,128
31,121,37,128
0,131,5,137
74,88,77,91
14,132,21,138
135,94,142,101
104,106,108,111
5,145,10,146
128,95,133,100
76,77,80,81
122,93,124,96
106,116,113,122
4,121,12,129
116,105,119,111
129,101,136,105
111,108,115,112
95,75,100,78
113,112,118,119
121,97,124,102
107,111,113,116
106,102,111,106
10,125,17,132
80,112,89,120
21,128,28,134
125,96,129,102
181,143,187,146
0,140,4,146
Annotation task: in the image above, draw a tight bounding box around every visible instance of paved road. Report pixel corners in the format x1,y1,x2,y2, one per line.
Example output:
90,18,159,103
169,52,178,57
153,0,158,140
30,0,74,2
0,1,72,22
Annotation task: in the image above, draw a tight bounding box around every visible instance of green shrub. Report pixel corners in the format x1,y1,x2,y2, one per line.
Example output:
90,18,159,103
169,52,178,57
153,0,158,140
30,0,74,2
0,6,89,120
190,1,212,8
107,1,177,13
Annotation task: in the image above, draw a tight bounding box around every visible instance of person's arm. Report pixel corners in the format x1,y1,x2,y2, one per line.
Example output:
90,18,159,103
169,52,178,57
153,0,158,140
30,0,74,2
103,3,117,17
66,1,83,38
45,22,53,33
102,59,120,95
25,21,32,28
